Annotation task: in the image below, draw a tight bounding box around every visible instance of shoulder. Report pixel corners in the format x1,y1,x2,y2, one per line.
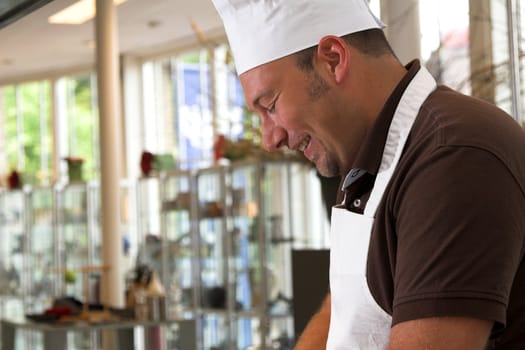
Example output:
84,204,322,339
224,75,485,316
405,86,525,196
416,86,524,150
368,87,525,327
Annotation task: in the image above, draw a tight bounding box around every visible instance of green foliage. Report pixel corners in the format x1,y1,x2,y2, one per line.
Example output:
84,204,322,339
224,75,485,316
181,51,207,64
69,75,98,180
4,86,17,169
3,83,52,184
2,75,98,185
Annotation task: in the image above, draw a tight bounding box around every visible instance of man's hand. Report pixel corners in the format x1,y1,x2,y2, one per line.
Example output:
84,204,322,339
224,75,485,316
389,316,493,350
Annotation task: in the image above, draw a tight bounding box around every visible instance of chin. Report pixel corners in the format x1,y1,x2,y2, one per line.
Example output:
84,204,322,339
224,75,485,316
315,157,339,178
315,165,339,178
317,169,337,178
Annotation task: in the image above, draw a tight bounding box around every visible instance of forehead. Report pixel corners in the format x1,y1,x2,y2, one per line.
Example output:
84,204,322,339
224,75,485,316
239,55,297,108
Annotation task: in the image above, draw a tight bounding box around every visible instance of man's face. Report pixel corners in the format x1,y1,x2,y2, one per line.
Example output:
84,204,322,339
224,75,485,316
240,54,359,177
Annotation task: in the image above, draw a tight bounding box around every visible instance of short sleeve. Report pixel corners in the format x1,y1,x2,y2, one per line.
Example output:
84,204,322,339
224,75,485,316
391,145,525,326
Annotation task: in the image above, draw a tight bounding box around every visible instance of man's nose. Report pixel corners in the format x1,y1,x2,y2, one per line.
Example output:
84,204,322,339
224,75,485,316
262,117,287,151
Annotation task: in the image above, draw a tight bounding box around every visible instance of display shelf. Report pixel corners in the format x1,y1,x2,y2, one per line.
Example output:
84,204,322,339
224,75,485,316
229,162,268,350
0,189,27,299
159,170,198,312
0,159,327,350
191,159,317,350
0,188,32,348
201,314,230,350
26,187,58,314
135,176,161,271
54,182,103,349
135,172,200,349
55,183,91,299
195,165,234,349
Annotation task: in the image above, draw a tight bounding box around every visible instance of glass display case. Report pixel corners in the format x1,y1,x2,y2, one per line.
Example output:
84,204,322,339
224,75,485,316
195,165,232,350
26,187,57,314
0,188,27,349
0,189,26,303
229,161,266,350
229,160,299,350
158,171,197,314
55,182,101,349
135,173,200,350
135,176,161,273
55,183,91,299
193,159,322,350
0,159,327,350
260,162,299,349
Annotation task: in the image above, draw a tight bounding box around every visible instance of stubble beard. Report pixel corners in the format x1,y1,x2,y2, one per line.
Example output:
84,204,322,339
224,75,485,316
306,72,340,177
314,151,340,177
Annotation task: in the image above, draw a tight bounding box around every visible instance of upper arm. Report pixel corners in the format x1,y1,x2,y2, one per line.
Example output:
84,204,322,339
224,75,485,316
389,316,493,350
391,146,525,325
294,294,331,350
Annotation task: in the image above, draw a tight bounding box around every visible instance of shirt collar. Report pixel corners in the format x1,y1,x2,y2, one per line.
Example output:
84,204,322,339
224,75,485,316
342,59,421,190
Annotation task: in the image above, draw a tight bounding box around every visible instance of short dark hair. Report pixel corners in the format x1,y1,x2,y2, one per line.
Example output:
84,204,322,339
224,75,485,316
295,28,395,71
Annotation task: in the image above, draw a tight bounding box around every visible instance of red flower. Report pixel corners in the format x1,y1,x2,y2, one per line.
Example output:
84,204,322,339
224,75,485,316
140,151,155,176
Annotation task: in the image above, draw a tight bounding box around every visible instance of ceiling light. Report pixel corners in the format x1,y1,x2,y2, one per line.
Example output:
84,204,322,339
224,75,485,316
48,0,128,25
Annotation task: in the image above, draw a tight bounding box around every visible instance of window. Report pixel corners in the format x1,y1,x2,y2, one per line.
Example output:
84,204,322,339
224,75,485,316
421,0,525,122
141,44,245,170
55,74,99,181
0,73,99,185
1,81,52,185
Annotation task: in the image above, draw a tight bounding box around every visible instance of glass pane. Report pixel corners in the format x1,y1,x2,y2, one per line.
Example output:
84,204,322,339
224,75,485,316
491,0,512,113
215,45,246,142
58,74,98,181
2,82,52,186
230,162,262,313
197,166,229,310
27,188,57,313
159,171,195,311
3,85,17,171
202,314,230,349
56,184,90,299
0,189,25,298
174,51,213,168
421,0,470,94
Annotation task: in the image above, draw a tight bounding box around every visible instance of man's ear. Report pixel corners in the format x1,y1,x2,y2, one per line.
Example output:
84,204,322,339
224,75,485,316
316,36,350,84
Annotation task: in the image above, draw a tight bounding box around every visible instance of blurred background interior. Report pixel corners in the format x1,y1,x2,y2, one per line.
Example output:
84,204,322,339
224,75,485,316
0,0,523,349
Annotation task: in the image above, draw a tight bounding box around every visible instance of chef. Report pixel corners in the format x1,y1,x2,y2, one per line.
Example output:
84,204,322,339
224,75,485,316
210,0,525,349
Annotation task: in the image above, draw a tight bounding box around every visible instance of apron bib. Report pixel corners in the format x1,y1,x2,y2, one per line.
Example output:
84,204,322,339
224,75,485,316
327,67,437,350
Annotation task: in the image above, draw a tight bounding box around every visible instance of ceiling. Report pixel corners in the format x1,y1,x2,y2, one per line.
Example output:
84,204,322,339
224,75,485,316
0,0,226,85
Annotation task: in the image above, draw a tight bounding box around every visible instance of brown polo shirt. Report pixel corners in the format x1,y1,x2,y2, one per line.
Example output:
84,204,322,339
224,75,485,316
343,61,525,348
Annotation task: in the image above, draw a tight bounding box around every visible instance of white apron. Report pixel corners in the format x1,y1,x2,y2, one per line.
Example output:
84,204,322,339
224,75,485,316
326,67,437,350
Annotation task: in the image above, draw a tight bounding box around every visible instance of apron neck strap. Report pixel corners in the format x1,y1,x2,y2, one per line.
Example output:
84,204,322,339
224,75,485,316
364,67,437,217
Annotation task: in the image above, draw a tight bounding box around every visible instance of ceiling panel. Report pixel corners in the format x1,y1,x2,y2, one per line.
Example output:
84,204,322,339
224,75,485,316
0,0,225,85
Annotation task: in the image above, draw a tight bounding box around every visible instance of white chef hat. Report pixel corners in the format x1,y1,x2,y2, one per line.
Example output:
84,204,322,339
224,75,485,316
211,0,385,75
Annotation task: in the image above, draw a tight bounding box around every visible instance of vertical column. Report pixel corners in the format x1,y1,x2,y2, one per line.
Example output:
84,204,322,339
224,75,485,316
161,61,175,152
469,0,495,103
121,55,142,180
90,74,101,176
209,48,218,146
39,82,49,186
15,86,24,171
95,0,124,307
506,0,523,123
51,78,65,182
380,0,422,64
